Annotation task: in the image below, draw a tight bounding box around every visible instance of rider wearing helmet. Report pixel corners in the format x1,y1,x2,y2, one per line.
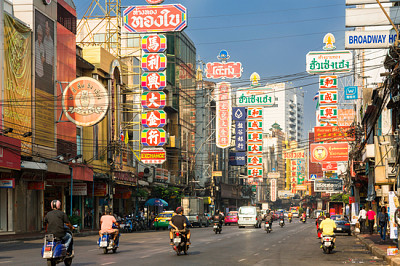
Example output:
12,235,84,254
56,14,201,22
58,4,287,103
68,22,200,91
213,210,224,226
265,210,273,229
169,207,191,245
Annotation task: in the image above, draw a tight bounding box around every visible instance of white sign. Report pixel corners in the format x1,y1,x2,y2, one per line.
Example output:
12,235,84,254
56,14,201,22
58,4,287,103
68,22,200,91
306,51,353,74
389,191,398,239
237,88,275,107
346,7,400,27
278,190,294,199
270,179,277,202
346,0,397,4
345,30,397,49
71,183,87,196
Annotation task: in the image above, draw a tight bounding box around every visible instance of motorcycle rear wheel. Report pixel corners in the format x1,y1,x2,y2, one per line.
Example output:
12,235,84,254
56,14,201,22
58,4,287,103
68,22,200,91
103,248,108,254
64,257,73,266
47,259,56,266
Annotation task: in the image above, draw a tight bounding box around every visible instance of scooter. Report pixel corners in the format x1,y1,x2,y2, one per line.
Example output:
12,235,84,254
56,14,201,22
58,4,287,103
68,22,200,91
322,235,335,254
301,216,306,223
264,221,272,233
279,219,285,228
213,222,222,234
41,232,73,266
98,232,120,254
288,217,292,223
172,229,189,255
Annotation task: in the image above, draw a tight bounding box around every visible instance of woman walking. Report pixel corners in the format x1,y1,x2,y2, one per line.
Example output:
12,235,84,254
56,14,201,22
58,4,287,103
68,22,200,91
378,207,389,242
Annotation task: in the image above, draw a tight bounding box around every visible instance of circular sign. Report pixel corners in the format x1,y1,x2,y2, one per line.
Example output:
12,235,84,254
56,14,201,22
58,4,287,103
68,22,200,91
312,146,328,161
43,0,52,5
146,0,165,4
62,77,109,127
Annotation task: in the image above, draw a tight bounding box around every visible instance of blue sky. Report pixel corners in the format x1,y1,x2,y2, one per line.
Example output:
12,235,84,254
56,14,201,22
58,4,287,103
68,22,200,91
75,0,347,136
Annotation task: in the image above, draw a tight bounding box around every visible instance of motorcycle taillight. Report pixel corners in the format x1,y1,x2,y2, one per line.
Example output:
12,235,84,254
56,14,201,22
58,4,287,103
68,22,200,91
175,233,179,237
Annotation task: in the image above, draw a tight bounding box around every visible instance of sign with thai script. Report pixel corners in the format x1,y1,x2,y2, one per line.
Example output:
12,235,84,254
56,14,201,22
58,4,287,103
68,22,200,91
314,126,354,142
141,34,167,53
314,179,343,192
319,90,338,105
142,110,167,128
141,53,167,72
229,152,246,166
232,107,246,121
319,105,338,120
338,109,355,126
0,179,15,188
282,149,305,159
319,75,337,89
344,86,358,100
123,4,187,33
306,51,352,74
216,82,232,149
310,143,349,162
235,121,246,151
270,178,277,202
206,62,243,79
237,88,275,107
322,162,338,171
141,128,166,146
71,183,87,196
141,72,166,90
141,91,166,109
141,148,167,164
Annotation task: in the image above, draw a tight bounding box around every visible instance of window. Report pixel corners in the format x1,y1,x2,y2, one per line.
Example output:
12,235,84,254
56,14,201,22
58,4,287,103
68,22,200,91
76,127,82,156
93,33,105,44
126,34,140,47
93,124,99,160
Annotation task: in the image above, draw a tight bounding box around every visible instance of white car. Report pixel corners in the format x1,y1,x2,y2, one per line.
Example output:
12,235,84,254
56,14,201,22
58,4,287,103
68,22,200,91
292,212,299,218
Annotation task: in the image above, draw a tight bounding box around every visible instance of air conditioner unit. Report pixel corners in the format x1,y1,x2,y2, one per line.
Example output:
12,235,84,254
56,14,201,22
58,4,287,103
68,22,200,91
386,158,397,178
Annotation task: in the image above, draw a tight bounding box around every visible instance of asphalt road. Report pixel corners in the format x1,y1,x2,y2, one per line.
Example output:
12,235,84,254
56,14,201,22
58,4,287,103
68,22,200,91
0,219,387,266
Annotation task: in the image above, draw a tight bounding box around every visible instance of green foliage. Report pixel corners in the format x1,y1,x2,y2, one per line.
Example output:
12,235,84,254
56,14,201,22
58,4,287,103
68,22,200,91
133,188,149,198
150,186,183,202
298,207,304,215
330,193,349,204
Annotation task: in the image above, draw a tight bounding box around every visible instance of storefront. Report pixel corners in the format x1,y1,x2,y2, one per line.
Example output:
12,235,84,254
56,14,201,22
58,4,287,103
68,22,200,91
0,178,15,232
113,171,136,217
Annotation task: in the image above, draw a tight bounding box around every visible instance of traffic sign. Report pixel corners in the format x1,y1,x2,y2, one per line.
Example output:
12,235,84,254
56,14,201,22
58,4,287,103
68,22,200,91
141,128,166,146
142,110,167,128
309,174,317,181
141,91,166,109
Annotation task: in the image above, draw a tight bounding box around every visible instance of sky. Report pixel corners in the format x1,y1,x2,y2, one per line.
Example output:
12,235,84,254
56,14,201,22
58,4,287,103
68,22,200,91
74,0,348,136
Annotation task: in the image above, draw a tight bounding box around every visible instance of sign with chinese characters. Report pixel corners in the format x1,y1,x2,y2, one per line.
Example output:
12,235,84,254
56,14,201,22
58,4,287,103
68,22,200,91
232,107,246,121
270,178,277,202
142,110,167,128
141,72,166,90
314,126,355,142
248,167,263,179
235,121,246,151
247,119,263,131
314,179,343,192
310,143,349,162
229,152,246,166
247,107,262,118
319,90,338,105
215,82,232,149
322,162,338,171
141,34,167,53
306,50,352,74
248,155,262,166
62,77,110,127
141,148,167,164
237,87,275,107
123,4,187,33
282,149,305,159
141,128,166,146
247,132,262,142
141,53,167,72
319,105,338,120
247,106,263,177
344,86,358,100
141,91,166,109
247,143,262,154
206,62,243,79
319,75,338,89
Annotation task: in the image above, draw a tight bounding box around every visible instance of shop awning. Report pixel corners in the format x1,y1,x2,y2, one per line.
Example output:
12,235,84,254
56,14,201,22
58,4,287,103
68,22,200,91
72,164,93,182
21,161,47,171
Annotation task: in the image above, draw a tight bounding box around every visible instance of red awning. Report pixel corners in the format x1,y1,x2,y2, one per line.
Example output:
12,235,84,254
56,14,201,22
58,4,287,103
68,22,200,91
72,165,93,182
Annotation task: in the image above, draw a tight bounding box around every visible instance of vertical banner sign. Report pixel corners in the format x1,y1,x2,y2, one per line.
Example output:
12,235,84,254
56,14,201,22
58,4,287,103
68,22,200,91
270,178,277,202
247,107,263,179
389,191,397,239
216,82,232,149
232,107,247,152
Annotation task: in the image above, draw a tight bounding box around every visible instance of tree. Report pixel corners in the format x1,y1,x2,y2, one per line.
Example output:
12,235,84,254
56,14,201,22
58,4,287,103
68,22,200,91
330,193,349,204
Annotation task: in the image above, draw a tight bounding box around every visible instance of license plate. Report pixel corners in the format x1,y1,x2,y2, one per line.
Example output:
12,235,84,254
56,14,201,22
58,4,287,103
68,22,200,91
100,241,107,247
43,251,53,259
337,228,342,231
324,241,331,246
214,225,218,229
173,238,181,244
245,218,250,220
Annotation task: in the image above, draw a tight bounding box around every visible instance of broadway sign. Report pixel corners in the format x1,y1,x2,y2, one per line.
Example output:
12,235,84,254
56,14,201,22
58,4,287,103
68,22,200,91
123,4,187,33
206,62,243,79
310,143,349,163
314,179,343,192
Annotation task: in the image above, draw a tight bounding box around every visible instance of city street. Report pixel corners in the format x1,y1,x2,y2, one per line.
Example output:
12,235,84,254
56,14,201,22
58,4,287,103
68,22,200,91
0,220,387,266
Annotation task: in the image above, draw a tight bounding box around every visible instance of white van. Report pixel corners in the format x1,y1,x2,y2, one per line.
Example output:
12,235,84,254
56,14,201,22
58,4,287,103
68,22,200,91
238,206,262,228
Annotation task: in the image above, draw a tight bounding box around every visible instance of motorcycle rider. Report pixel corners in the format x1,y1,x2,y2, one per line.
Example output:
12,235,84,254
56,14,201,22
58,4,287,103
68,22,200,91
288,211,293,222
265,210,273,230
301,212,307,222
169,207,191,245
44,200,73,256
316,213,325,237
99,206,120,242
319,213,337,248
279,211,285,225
213,210,224,227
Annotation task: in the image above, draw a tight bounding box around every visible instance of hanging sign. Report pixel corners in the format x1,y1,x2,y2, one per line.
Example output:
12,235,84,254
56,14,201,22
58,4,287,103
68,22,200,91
270,179,277,202
229,152,246,166
247,132,262,142
248,167,263,178
236,87,275,107
282,149,305,159
141,72,166,90
142,110,167,128
206,62,243,79
141,91,166,109
235,121,247,151
306,51,352,74
141,53,167,72
145,0,165,4
141,128,166,146
141,34,167,53
248,155,263,166
319,105,338,120
310,143,349,162
344,86,358,100
322,162,338,171
314,126,355,142
0,179,15,188
314,179,343,192
319,75,338,89
216,82,232,149
319,90,338,105
247,108,262,118
123,4,187,33
247,143,262,154
141,148,167,164
232,107,246,121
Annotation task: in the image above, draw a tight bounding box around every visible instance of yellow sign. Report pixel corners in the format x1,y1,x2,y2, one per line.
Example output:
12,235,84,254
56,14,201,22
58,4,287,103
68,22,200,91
323,33,336,51
212,171,222,177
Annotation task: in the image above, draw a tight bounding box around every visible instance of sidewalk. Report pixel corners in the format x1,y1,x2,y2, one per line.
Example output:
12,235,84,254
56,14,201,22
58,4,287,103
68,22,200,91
0,229,99,243
356,233,400,266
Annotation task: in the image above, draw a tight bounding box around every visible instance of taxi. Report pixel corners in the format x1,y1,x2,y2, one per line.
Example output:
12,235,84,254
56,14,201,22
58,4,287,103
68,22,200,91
153,211,174,230
224,211,238,225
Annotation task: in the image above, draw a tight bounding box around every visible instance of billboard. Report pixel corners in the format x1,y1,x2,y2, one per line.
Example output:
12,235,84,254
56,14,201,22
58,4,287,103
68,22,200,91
3,13,32,154
319,90,338,105
310,143,349,163
216,82,231,149
237,87,275,107
314,179,343,192
306,51,352,74
206,62,243,79
314,126,355,142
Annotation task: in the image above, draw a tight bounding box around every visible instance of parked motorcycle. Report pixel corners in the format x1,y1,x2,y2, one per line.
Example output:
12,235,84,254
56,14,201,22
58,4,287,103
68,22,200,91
41,232,73,266
264,222,272,233
98,232,120,254
279,219,285,228
213,222,222,234
123,216,134,233
172,230,189,255
321,235,335,254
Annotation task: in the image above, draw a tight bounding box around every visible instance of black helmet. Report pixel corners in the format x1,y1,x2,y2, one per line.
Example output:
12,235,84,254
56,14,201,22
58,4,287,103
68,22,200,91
176,207,183,214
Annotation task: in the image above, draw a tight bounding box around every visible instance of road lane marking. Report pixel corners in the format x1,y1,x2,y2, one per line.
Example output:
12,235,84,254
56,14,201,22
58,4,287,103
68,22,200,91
254,253,259,256
140,255,150,259
278,241,281,244
0,261,12,264
265,248,269,251
101,263,116,265
272,244,276,247
88,248,98,252
238,259,246,262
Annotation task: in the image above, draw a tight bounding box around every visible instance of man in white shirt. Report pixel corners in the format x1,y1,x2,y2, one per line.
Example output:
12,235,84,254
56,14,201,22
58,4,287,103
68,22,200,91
43,21,53,66
35,24,44,80
359,207,367,234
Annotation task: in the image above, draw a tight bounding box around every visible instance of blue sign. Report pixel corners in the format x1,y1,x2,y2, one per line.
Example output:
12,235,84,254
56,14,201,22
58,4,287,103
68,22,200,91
232,107,246,121
344,86,358,100
235,121,246,151
218,50,230,61
310,174,317,181
229,152,246,166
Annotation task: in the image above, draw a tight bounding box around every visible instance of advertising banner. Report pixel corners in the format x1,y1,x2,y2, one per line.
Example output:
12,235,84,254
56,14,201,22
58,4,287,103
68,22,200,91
206,62,243,79
0,135,21,170
389,191,398,239
232,107,246,121
319,90,338,105
278,190,294,199
322,162,338,171
314,126,355,142
248,167,263,179
141,148,167,164
338,109,355,126
314,179,343,192
235,121,246,151
229,152,246,166
306,50,352,74
270,179,277,202
319,105,338,120
0,179,15,188
3,13,32,154
216,82,232,149
310,143,349,162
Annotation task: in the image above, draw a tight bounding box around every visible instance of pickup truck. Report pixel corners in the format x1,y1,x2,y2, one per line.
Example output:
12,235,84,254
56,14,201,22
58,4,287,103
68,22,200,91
181,197,209,227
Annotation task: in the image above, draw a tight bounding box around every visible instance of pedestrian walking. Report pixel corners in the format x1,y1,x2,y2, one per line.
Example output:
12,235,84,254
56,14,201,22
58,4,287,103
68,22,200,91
378,207,389,242
366,207,376,235
358,207,367,233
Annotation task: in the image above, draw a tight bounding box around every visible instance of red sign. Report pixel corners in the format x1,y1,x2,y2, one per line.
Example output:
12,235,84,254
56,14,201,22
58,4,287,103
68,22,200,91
141,128,166,146
141,34,166,53
310,143,349,163
141,91,166,109
141,72,166,90
322,162,338,171
314,126,355,142
0,135,21,170
142,110,167,128
123,4,187,33
62,77,109,127
141,148,167,164
216,82,231,149
146,0,165,4
88,183,107,197
206,62,243,79
28,181,45,190
141,53,167,72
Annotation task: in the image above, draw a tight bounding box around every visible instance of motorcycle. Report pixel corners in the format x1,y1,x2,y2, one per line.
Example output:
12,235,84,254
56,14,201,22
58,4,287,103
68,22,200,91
172,229,189,255
322,235,335,254
316,224,322,238
288,217,292,223
98,231,120,254
264,222,272,233
279,219,285,228
41,232,73,266
213,222,222,234
123,215,133,233
301,217,306,223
